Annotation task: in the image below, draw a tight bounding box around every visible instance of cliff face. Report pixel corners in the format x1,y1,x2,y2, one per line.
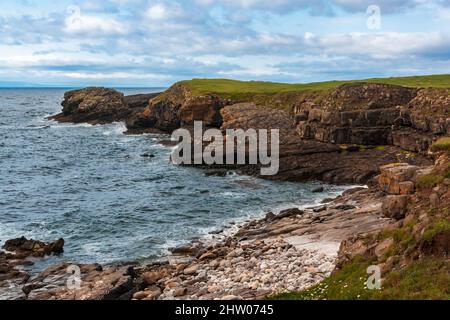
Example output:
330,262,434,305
126,83,231,132
294,84,450,153
50,80,448,185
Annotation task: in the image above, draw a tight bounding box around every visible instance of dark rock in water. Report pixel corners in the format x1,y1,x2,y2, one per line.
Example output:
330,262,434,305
312,186,325,193
3,237,64,258
204,170,228,177
140,153,155,158
158,140,179,147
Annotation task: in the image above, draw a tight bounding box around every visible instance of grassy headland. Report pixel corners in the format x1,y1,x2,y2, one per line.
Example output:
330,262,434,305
182,74,450,95
177,74,449,111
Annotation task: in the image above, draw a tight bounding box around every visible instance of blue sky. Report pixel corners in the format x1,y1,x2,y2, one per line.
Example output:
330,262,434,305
0,0,449,87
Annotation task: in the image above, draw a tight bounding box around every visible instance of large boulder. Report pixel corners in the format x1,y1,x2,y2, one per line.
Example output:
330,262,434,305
378,163,419,195
382,195,409,220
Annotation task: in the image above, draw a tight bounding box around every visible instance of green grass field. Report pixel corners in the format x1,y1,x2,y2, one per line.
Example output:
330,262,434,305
181,74,450,96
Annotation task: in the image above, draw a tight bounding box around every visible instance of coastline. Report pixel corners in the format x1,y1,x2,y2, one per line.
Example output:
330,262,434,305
137,186,387,300
2,78,448,300
1,183,386,300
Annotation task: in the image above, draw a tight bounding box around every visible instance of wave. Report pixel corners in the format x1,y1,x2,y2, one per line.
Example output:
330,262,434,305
102,122,127,136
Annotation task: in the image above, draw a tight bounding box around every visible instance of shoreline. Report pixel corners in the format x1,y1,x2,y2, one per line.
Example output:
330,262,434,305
1,183,387,300
2,79,446,300
130,185,387,300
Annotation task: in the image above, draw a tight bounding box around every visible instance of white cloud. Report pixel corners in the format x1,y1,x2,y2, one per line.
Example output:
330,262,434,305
64,7,126,35
146,4,167,20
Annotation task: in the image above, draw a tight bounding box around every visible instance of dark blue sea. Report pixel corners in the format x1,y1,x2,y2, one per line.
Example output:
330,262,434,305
0,88,350,269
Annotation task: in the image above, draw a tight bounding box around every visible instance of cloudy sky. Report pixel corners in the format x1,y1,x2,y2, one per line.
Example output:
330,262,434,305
1,0,449,87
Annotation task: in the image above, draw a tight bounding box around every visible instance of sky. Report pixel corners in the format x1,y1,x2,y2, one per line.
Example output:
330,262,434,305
0,0,449,87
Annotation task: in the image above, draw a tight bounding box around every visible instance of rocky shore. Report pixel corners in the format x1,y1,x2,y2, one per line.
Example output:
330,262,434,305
2,78,448,300
0,186,391,300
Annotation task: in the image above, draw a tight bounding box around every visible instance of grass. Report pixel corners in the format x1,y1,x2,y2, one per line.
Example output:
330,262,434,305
431,137,450,154
416,174,445,189
364,74,450,89
181,74,450,96
378,258,450,300
270,256,376,300
422,219,450,242
176,75,450,112
181,78,344,95
270,256,450,300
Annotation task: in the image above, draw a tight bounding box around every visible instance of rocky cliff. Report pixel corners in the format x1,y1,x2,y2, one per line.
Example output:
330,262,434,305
126,83,231,133
50,80,449,184
49,87,160,127
274,143,450,299
295,85,450,153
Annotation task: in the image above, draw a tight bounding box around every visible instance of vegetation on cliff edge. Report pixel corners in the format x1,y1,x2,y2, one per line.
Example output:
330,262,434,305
181,74,450,96
177,75,449,111
270,257,450,300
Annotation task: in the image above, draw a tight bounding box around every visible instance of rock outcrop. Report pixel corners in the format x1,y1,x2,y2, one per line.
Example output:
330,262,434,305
128,187,390,301
3,237,64,258
0,237,141,300
127,83,231,133
294,83,418,146
50,88,129,124
378,163,418,195
23,263,136,300
294,84,448,151
221,103,296,142
216,102,432,184
330,151,450,299
0,237,65,300
49,88,160,126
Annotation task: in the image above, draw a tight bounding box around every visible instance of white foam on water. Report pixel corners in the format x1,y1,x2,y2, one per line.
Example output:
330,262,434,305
102,122,127,136
194,184,365,247
49,121,94,129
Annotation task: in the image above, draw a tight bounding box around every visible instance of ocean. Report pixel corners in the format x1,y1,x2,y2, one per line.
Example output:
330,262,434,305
0,88,350,270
